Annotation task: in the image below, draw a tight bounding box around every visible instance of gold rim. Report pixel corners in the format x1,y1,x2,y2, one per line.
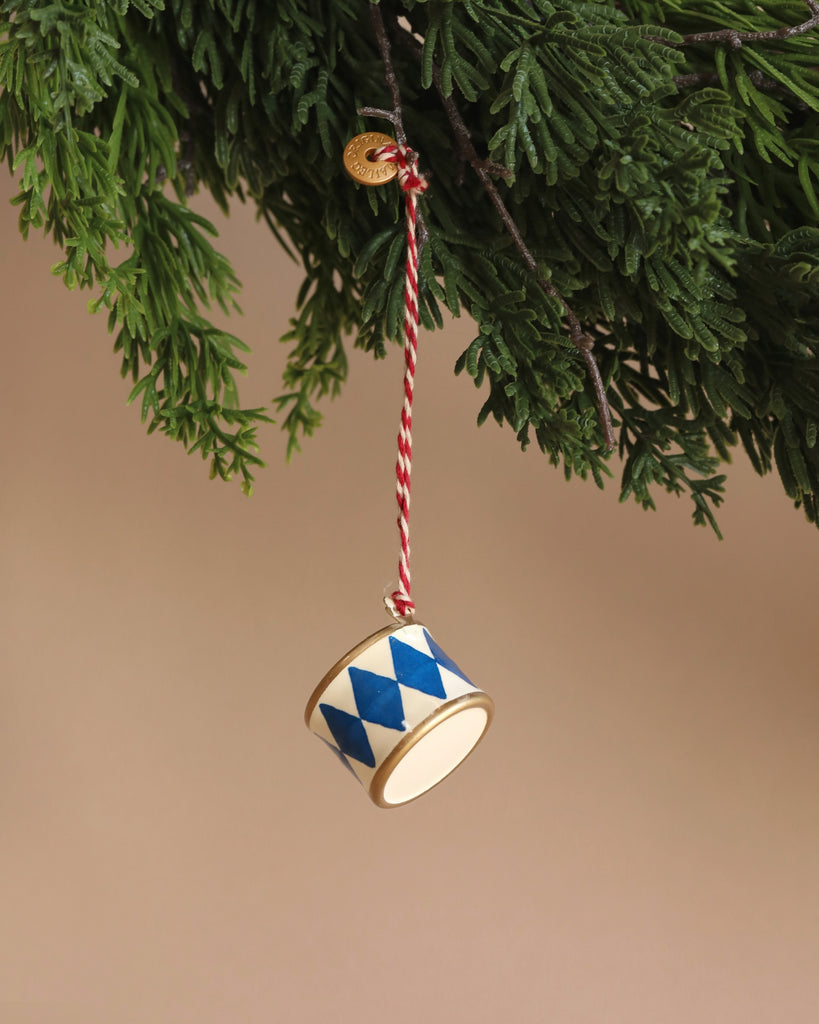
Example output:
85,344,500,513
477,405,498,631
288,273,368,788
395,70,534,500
303,622,404,727
369,691,495,809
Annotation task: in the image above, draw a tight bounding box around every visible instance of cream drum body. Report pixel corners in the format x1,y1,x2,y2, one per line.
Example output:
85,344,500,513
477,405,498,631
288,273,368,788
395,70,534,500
305,623,493,807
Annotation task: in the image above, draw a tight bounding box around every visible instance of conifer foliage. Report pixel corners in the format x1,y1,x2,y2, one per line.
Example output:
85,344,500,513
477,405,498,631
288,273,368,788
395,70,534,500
1,1,818,530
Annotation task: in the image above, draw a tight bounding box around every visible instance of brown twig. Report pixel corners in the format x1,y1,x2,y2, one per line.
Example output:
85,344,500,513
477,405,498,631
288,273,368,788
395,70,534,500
395,23,616,452
667,0,819,49
360,3,429,250
360,4,406,146
674,69,788,91
672,72,720,89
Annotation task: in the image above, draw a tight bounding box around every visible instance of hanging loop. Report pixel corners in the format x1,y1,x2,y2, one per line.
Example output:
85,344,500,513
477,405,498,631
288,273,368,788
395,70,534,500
344,135,429,623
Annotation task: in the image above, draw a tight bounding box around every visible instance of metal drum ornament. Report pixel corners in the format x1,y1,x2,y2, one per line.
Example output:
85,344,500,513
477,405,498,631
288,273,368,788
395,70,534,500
305,624,494,808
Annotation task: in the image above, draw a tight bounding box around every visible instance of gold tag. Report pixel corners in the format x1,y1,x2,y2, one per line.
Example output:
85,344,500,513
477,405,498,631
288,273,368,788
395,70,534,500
343,132,399,186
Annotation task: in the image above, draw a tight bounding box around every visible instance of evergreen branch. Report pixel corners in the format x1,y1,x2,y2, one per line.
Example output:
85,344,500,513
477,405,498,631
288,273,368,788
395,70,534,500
671,1,819,49
396,23,615,452
3,0,818,527
444,85,616,452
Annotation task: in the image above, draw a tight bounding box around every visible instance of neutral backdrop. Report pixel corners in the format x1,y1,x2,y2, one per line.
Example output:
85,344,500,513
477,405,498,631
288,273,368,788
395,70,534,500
1,169,817,1024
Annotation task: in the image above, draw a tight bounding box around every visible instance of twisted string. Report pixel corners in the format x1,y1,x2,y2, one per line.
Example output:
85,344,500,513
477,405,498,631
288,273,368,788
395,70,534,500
373,143,429,623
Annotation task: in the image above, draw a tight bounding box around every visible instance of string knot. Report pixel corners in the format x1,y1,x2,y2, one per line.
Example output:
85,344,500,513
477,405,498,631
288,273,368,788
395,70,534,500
373,143,429,196
384,592,415,623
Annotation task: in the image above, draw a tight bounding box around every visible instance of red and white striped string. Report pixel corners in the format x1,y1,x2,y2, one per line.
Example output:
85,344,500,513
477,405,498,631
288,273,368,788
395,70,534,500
372,142,429,623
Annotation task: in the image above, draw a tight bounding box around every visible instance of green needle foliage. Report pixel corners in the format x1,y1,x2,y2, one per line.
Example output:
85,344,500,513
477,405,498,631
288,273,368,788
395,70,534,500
2,1,819,529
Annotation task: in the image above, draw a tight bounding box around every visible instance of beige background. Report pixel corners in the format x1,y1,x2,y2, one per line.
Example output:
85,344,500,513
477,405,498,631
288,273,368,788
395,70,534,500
1,171,818,1024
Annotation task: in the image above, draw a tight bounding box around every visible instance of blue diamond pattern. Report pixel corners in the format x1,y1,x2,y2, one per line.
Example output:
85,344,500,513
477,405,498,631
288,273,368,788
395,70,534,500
349,667,406,730
423,629,474,686
316,630,479,770
319,704,376,767
389,635,446,698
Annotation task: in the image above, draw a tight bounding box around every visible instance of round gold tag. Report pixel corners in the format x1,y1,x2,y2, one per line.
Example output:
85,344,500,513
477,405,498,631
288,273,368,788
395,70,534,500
343,132,399,186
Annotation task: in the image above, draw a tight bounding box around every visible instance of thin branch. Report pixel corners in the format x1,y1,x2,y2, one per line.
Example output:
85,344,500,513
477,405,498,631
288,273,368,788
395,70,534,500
359,2,428,249
674,69,790,91
673,71,720,89
357,105,402,135
362,4,406,146
395,24,616,452
671,0,819,49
